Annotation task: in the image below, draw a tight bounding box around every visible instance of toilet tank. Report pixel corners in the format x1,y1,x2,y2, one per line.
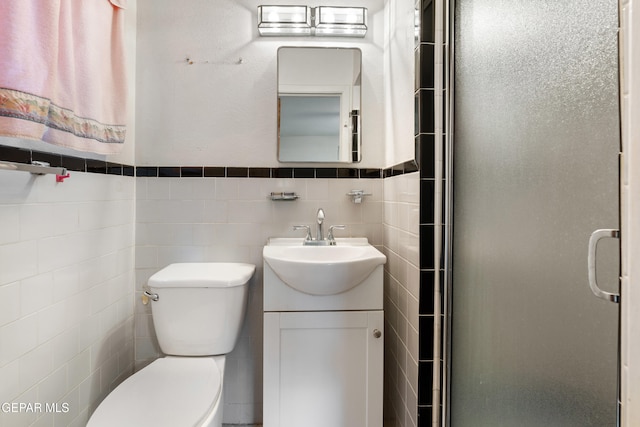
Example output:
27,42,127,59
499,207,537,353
148,263,255,356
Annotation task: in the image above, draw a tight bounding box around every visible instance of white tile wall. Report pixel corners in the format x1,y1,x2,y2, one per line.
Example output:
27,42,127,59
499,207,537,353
134,176,384,425
0,170,135,427
382,172,420,427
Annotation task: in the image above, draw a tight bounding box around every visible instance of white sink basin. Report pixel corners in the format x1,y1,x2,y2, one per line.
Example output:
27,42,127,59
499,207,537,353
263,238,386,296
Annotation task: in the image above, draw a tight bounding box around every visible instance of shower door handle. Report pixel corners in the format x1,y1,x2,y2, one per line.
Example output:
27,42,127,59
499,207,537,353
587,228,620,303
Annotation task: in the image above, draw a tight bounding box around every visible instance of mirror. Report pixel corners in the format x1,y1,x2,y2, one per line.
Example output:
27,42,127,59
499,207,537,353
277,47,362,163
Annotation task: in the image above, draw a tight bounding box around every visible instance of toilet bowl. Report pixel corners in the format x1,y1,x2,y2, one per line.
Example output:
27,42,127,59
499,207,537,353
87,262,255,427
88,356,225,427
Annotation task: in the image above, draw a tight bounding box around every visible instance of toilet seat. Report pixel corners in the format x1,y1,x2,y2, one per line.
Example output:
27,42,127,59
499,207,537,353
87,357,221,427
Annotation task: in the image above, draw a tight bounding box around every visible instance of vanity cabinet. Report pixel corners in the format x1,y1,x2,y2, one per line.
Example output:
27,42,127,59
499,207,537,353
263,239,386,427
263,310,383,427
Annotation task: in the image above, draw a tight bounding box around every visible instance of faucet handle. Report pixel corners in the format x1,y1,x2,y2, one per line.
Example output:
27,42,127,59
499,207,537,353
327,225,346,243
293,225,312,241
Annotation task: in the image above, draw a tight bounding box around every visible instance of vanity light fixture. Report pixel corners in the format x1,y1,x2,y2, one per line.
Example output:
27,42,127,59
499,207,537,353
257,5,312,36
257,5,367,37
314,6,367,37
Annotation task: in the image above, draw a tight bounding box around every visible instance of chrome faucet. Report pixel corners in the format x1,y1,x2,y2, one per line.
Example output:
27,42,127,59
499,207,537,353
292,208,346,245
316,208,325,241
327,225,346,243
292,225,312,242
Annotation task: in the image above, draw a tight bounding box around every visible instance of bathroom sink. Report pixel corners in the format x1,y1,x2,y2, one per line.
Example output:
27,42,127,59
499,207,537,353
263,238,386,296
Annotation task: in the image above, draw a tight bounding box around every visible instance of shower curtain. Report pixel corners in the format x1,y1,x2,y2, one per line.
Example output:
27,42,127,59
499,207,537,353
0,0,128,154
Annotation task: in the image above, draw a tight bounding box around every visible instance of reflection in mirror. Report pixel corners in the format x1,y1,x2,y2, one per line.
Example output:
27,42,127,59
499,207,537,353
277,47,361,163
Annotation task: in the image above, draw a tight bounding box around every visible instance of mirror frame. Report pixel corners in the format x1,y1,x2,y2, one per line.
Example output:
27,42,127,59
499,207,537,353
277,46,362,163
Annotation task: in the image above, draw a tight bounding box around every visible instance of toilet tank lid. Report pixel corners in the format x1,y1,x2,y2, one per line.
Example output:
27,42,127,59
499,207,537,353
149,263,256,288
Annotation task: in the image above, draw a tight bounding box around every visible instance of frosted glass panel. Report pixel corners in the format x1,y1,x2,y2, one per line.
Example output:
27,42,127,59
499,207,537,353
450,0,620,426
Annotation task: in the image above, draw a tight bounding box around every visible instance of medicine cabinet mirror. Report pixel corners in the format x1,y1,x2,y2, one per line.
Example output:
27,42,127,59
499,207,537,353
277,47,362,163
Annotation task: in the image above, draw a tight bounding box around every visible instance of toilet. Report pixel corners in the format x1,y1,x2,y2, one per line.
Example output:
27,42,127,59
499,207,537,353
87,262,255,427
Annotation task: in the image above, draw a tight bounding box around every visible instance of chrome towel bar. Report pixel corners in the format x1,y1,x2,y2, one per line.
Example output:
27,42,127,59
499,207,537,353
0,160,67,177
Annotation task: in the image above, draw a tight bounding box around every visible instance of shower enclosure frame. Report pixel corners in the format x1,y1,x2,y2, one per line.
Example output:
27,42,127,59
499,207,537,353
440,0,623,426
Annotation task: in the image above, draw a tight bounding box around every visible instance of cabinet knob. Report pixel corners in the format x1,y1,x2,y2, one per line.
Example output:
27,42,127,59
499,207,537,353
373,329,382,339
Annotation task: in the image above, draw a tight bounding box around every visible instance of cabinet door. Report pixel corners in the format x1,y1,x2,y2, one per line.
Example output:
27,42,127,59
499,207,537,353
263,310,383,427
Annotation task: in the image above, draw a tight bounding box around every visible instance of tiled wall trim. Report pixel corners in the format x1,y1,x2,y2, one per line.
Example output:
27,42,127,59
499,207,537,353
136,164,417,179
137,165,423,179
138,166,385,179
0,145,135,176
414,0,447,426
0,145,421,181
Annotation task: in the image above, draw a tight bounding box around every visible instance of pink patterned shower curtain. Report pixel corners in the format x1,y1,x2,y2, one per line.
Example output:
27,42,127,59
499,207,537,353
0,0,128,154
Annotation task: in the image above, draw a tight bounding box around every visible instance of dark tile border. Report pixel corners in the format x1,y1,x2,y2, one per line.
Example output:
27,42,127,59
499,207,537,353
135,166,416,180
383,160,419,178
360,168,382,179
86,159,107,174
0,145,421,181
316,168,337,179
62,156,86,172
415,0,444,424
32,151,63,168
204,167,225,177
131,165,414,179
272,168,293,178
227,167,249,178
0,145,31,163
0,145,134,176
249,167,271,178
107,163,123,176
123,166,135,177
293,168,315,178
181,167,203,177
136,167,158,177
158,167,180,177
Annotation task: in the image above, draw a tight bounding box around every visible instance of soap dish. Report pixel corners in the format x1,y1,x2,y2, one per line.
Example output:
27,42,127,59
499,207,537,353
268,192,299,201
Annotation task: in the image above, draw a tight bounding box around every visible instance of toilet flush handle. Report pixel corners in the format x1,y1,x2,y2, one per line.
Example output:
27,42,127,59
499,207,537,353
142,287,159,305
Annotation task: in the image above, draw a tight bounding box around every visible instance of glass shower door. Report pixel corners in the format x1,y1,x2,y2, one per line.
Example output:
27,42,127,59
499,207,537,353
450,0,620,426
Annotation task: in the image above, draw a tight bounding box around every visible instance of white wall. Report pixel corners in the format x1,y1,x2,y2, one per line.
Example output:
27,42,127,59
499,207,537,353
0,171,135,427
382,172,420,427
384,0,416,167
135,0,388,168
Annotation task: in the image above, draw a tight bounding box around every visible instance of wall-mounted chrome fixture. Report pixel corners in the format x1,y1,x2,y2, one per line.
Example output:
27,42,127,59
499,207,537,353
346,189,371,204
268,191,300,201
257,5,367,37
0,160,70,182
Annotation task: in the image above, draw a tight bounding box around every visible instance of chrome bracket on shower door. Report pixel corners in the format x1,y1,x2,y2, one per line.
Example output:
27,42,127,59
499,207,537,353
587,228,620,303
